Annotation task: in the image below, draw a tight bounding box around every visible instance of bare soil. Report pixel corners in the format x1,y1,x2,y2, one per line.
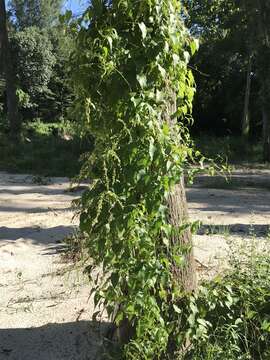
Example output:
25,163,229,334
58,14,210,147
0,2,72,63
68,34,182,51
0,169,269,359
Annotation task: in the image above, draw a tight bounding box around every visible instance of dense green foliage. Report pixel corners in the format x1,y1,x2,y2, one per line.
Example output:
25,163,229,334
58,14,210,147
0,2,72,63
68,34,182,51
10,27,56,110
0,118,93,176
183,245,270,359
8,0,63,29
0,0,74,127
43,28,74,121
183,0,270,143
72,0,198,358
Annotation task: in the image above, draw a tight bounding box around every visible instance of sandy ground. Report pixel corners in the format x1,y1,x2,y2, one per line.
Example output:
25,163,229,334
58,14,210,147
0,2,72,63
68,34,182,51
189,168,270,272
0,173,106,360
0,169,270,359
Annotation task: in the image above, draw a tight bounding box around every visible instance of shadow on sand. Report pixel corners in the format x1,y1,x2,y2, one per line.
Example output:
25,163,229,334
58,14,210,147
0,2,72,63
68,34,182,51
0,321,110,360
0,226,76,246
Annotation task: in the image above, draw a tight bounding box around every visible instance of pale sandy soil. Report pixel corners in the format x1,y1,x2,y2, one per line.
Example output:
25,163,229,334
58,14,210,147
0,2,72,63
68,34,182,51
0,169,269,359
189,168,270,273
0,173,106,360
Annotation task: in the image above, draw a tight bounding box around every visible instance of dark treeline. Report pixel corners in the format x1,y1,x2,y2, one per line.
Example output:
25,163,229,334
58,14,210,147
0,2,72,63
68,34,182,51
0,0,74,134
1,0,270,162
184,0,270,161
0,0,89,177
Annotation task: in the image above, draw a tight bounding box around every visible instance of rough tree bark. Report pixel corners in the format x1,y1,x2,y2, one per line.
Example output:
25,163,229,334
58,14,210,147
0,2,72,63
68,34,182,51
109,94,197,344
0,0,20,136
262,105,270,162
257,0,270,162
168,178,197,292
242,55,252,139
166,93,197,293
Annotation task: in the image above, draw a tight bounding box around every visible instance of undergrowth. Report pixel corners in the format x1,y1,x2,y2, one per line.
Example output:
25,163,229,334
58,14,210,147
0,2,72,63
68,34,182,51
0,119,94,177
66,227,270,359
181,241,270,360
194,134,264,165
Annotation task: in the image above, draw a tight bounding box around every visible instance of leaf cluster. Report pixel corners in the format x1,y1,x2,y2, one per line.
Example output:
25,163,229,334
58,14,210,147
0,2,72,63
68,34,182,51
71,1,198,358
183,245,270,359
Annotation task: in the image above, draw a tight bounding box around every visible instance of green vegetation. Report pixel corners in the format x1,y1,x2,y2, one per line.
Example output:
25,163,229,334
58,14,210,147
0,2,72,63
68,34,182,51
72,0,198,358
183,244,270,359
194,134,264,165
9,0,63,30
1,0,270,359
1,0,74,135
184,0,270,162
0,119,93,177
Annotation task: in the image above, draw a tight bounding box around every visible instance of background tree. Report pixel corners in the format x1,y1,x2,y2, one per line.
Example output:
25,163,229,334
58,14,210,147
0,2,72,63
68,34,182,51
10,26,56,118
8,0,63,30
2,0,74,124
183,0,270,161
0,0,19,135
256,0,270,161
183,1,252,136
40,27,74,121
72,0,197,358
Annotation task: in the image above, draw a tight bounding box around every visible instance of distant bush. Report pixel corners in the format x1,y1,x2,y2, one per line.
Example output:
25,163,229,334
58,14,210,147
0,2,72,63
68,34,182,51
194,134,263,164
0,119,94,177
181,241,270,359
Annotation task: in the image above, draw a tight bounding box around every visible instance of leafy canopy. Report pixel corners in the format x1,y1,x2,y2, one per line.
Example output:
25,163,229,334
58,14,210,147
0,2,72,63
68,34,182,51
8,0,63,29
72,0,198,358
10,27,56,109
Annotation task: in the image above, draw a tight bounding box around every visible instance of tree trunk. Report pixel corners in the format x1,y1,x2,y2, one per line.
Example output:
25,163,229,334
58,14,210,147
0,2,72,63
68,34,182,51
242,55,252,139
108,94,197,345
256,0,270,161
262,105,270,162
0,0,20,136
166,94,197,293
167,177,197,292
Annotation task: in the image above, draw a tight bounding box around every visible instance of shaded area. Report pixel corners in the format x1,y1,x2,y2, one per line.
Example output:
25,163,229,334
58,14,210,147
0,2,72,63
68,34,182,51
187,187,270,215
0,321,109,360
42,243,71,255
0,226,76,245
191,172,270,190
0,185,87,196
0,130,94,178
0,205,72,213
0,188,74,196
198,223,270,237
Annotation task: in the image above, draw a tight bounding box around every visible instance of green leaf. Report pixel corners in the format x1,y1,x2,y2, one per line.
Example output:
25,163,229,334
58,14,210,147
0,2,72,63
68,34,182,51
183,51,190,63
158,64,166,79
107,36,113,51
149,137,156,161
138,22,147,39
173,304,182,314
162,237,169,247
172,54,180,65
137,74,147,89
173,254,185,267
190,38,199,56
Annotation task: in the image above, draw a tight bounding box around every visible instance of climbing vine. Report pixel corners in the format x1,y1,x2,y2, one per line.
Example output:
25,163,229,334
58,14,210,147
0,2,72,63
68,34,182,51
71,0,198,358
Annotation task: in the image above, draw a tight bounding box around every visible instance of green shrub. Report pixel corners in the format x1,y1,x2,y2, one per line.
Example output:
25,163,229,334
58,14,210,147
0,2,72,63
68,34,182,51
0,119,94,177
194,134,263,164
182,242,270,359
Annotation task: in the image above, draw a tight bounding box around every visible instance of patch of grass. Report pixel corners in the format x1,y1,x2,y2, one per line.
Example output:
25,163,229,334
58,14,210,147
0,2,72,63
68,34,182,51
194,134,265,165
62,231,87,263
181,240,270,360
193,175,270,191
200,224,231,237
0,120,94,177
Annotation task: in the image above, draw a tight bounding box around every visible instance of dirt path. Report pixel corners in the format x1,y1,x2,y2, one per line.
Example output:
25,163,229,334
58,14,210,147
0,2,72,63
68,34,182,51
189,168,270,273
0,169,269,359
0,173,105,360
